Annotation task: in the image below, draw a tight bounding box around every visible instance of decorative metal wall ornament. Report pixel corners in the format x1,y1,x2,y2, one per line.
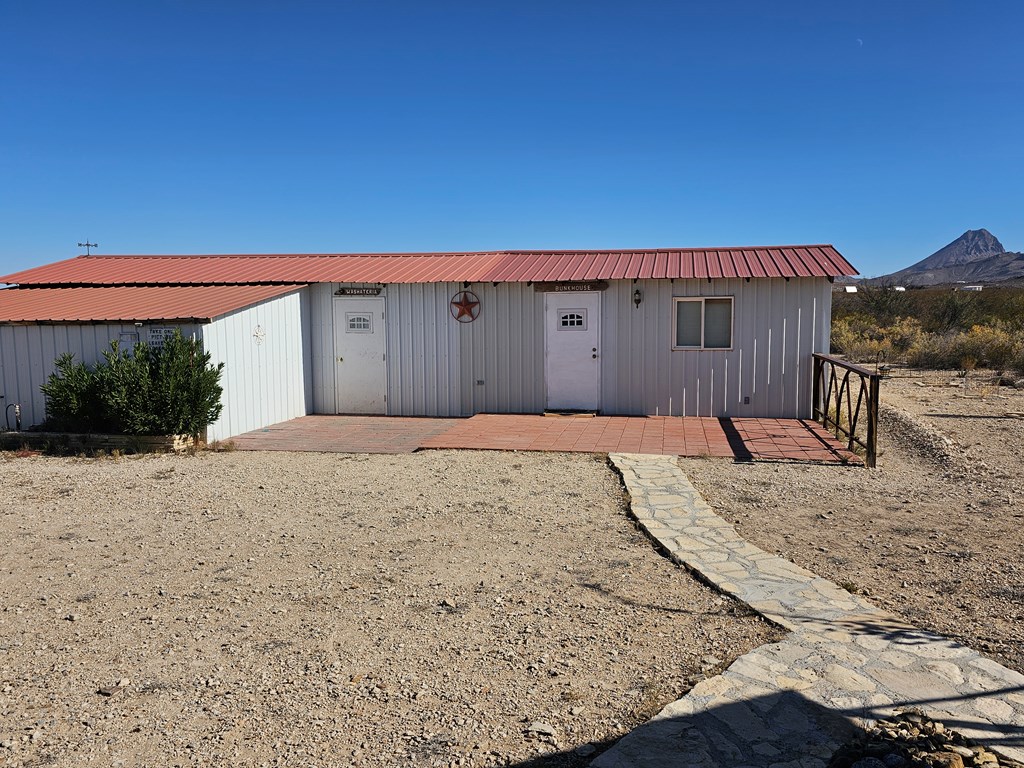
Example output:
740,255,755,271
252,325,267,345
449,290,481,323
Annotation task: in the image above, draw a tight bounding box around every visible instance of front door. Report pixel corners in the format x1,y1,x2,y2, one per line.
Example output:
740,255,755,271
333,297,387,414
544,291,601,411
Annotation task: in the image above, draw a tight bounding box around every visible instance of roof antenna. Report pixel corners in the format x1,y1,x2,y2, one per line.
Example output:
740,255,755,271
78,240,98,255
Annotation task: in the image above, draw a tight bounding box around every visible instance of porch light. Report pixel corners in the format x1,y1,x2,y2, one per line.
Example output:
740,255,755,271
633,288,642,308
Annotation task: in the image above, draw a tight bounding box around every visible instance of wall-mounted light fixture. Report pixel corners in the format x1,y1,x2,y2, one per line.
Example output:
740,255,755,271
633,288,643,308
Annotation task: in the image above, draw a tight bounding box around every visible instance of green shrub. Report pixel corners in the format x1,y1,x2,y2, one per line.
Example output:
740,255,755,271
147,331,224,436
40,353,100,432
95,340,154,434
40,331,224,438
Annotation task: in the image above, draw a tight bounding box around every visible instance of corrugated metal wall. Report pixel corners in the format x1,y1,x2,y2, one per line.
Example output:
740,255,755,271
309,282,545,417
0,322,198,430
386,283,463,416
308,283,337,414
202,289,311,441
600,277,830,418
455,282,545,415
307,277,832,419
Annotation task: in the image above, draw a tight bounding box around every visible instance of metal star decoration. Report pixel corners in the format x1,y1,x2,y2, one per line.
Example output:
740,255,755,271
450,291,481,322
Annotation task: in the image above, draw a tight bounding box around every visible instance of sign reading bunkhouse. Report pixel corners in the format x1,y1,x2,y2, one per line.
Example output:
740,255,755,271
532,281,609,292
335,287,383,296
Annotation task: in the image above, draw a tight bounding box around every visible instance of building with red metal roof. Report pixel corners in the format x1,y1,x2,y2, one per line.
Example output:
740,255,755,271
0,245,857,440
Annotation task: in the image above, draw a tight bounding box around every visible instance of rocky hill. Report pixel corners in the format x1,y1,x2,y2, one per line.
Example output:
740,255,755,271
880,229,1023,286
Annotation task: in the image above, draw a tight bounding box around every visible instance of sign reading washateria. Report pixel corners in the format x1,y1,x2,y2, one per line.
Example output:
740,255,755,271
0,245,857,439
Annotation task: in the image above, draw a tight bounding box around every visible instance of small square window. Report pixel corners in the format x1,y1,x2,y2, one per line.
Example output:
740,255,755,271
346,313,372,333
559,310,587,330
673,297,733,350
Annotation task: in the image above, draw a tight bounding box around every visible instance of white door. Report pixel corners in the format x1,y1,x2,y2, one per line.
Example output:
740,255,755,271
544,292,601,411
333,297,387,414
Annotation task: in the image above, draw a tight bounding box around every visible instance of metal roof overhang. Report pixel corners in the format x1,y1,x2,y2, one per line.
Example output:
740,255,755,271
0,246,858,288
0,284,304,324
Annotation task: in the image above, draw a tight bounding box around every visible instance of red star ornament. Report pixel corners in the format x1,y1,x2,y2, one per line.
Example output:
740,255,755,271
450,291,480,322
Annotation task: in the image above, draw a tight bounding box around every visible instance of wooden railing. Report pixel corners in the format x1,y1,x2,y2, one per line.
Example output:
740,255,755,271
812,354,882,468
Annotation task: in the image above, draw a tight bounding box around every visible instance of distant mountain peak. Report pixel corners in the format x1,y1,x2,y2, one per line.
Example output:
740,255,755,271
878,229,1019,286
922,229,1005,269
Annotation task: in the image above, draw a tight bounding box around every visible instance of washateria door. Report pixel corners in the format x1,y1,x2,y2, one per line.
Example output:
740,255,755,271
333,297,387,414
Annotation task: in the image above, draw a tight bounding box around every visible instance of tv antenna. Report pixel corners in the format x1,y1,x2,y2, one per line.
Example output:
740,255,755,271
78,240,98,255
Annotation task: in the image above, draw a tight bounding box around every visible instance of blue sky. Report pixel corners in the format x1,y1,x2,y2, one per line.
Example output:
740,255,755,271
1,0,1021,277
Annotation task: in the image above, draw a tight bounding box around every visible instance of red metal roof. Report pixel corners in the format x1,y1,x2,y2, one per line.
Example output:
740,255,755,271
0,284,303,323
0,246,857,287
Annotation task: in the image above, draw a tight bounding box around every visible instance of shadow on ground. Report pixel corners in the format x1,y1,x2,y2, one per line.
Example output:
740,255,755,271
502,685,1024,768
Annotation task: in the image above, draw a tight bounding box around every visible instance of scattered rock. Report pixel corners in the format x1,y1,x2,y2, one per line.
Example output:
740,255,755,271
0,451,779,766
97,678,131,696
829,710,1020,768
525,721,556,738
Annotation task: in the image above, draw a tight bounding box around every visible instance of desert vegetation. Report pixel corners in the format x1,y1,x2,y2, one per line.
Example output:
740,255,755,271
831,285,1024,373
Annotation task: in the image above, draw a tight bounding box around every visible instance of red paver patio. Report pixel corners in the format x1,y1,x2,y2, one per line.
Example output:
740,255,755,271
228,415,460,454
231,414,860,463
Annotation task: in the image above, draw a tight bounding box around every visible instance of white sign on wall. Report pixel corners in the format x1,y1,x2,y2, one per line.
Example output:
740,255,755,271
148,327,175,350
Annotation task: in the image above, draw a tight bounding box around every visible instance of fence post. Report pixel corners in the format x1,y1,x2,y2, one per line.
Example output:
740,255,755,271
866,372,880,468
812,354,822,420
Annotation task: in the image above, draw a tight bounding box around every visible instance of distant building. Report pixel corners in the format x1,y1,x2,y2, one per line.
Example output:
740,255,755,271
959,285,983,292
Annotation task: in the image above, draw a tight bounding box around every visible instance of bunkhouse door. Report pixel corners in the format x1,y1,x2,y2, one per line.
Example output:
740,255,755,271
333,297,387,414
544,291,601,411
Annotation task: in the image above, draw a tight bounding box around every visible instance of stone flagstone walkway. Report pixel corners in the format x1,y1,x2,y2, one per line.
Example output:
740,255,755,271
594,454,1024,768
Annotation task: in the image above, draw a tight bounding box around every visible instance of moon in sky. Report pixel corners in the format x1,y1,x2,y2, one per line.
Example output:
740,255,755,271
856,38,863,46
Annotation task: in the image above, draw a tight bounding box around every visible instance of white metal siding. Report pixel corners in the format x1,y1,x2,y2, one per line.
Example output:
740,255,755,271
0,323,198,431
308,282,546,417
387,283,462,416
308,283,337,414
202,289,311,441
600,277,831,418
306,277,832,419
456,282,544,415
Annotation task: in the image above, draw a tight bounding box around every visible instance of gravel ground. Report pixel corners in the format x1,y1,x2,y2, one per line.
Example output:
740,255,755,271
0,450,778,767
680,370,1024,674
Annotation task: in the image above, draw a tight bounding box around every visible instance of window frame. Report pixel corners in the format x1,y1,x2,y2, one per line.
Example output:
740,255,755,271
345,312,373,334
672,296,734,351
557,309,588,331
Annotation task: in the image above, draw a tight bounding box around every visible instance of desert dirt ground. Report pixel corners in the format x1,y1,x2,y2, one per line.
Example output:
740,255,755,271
681,369,1024,675
0,450,778,768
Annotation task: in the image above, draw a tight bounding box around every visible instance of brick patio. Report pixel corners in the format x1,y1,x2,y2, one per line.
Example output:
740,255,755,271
228,415,460,454
231,414,860,463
